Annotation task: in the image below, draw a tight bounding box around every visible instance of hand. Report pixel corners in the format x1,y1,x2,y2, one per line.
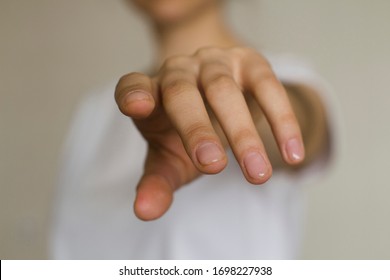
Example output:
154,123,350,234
115,47,305,220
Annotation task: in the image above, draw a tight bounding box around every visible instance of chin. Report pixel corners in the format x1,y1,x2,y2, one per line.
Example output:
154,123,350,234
132,0,216,25
151,2,191,24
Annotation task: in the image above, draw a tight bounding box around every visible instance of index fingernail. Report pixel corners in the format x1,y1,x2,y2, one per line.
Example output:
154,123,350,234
124,91,150,104
196,142,224,166
244,152,268,179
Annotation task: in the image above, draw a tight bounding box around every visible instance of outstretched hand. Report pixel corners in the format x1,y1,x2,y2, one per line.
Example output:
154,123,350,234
115,47,304,221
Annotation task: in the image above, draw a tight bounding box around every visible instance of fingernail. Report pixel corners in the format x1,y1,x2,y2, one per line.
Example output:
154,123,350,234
124,91,150,104
196,142,224,166
286,138,305,162
244,152,268,179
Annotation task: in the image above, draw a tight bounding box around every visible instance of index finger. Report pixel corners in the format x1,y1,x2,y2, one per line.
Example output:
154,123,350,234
115,72,157,119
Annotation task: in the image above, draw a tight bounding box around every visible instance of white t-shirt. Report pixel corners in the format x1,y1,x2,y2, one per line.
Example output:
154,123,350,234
50,55,340,259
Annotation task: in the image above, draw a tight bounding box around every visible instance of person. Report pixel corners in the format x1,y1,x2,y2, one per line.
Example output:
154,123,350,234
51,0,337,259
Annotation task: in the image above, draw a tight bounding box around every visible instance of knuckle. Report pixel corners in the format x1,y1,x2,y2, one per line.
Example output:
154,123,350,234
183,122,211,140
162,55,191,69
278,112,297,127
230,47,264,62
205,75,236,94
163,80,194,98
252,71,279,90
231,128,257,146
229,46,251,58
259,68,277,81
195,46,222,59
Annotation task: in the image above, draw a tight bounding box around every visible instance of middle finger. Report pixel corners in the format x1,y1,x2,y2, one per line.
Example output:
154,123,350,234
159,57,227,174
199,59,272,184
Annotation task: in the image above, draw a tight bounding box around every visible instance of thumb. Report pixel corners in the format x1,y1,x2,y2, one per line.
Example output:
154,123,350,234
134,147,199,221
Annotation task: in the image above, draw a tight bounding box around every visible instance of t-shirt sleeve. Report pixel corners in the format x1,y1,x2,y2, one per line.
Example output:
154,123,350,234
267,54,344,185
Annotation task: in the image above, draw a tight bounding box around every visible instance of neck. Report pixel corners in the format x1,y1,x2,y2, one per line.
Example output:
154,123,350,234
151,3,240,67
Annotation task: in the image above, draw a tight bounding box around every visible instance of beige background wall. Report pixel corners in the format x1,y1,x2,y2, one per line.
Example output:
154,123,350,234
1,0,389,259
